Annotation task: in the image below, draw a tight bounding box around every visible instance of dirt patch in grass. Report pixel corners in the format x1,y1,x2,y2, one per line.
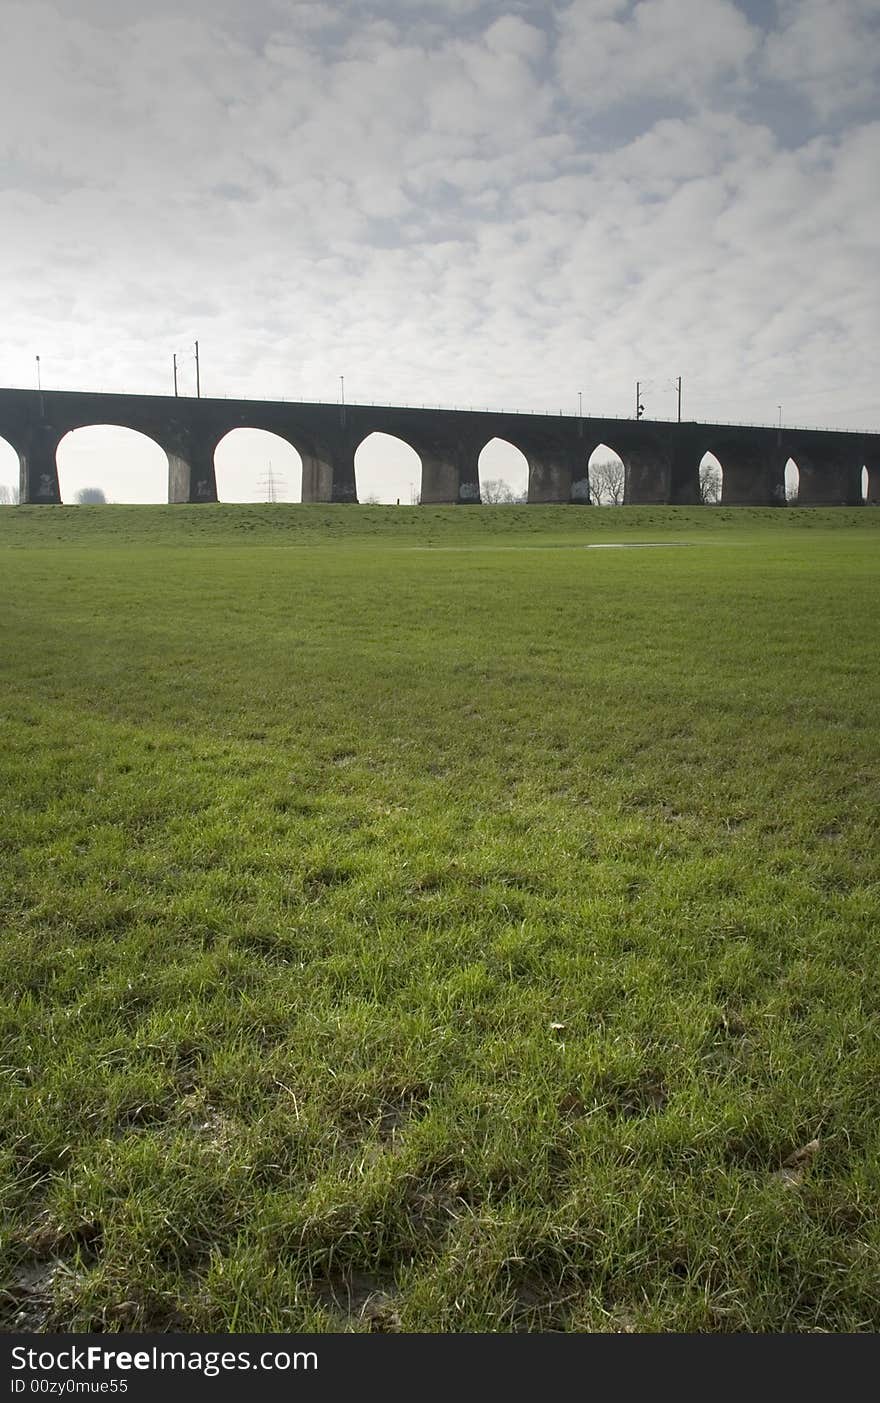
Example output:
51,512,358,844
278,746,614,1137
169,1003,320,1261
404,1173,475,1240
337,1085,432,1158
2,1217,104,1331
2,1258,72,1331
303,866,356,897
773,1138,821,1187
507,1273,581,1331
593,1070,669,1118
311,1271,402,1331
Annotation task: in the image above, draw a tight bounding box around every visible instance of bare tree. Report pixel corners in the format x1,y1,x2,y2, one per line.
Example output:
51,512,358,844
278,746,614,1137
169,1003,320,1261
74,486,107,504
589,459,626,505
481,477,527,504
0,483,19,505
699,463,722,504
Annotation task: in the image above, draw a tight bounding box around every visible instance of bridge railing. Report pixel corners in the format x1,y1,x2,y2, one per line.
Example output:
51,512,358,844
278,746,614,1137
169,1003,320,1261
185,395,876,433
0,383,874,436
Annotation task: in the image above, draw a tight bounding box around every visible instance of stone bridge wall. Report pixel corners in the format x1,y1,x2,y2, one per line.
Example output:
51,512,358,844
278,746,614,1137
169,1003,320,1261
0,388,875,507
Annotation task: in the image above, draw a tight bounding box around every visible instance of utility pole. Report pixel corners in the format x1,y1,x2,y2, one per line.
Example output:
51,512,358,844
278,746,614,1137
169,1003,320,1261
778,405,782,429
578,390,583,437
35,355,41,390
257,461,286,503
676,376,682,423
636,381,645,419
340,375,345,428
194,341,201,398
173,354,179,397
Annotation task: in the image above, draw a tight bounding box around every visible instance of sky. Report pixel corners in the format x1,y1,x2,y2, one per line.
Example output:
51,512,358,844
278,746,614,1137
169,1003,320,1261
0,0,878,502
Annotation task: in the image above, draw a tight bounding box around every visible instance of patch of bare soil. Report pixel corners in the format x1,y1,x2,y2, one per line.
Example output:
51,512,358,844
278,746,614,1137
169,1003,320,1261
312,1272,402,1332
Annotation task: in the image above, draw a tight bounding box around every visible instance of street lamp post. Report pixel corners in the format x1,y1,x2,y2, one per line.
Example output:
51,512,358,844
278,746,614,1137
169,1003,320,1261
35,355,41,391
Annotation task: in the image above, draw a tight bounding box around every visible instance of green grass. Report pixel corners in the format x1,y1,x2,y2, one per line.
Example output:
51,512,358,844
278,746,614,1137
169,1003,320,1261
1,504,879,1333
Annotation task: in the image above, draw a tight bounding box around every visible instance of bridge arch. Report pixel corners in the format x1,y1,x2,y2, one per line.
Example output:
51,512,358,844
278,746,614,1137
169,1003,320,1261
784,457,799,504
588,443,627,504
699,451,723,504
0,434,19,503
478,438,528,503
57,425,168,504
862,466,869,503
354,431,421,504
214,428,303,502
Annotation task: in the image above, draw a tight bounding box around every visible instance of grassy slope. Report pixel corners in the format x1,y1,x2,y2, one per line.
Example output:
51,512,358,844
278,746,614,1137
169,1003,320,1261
1,505,879,1332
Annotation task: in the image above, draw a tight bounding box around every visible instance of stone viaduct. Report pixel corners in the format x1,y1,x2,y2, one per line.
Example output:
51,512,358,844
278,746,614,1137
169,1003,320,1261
1,387,877,506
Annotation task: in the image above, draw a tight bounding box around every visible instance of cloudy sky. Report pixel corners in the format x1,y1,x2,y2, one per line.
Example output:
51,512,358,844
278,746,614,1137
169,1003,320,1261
1,0,878,502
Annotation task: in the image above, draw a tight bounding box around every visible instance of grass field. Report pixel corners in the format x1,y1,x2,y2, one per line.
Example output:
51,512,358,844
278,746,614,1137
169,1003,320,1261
1,503,879,1333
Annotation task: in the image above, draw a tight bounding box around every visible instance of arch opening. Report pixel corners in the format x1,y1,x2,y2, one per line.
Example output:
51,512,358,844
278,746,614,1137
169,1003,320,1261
862,466,869,504
478,439,528,503
699,451,723,504
0,435,19,504
214,429,303,503
57,426,167,504
784,457,799,505
588,444,626,505
354,432,421,504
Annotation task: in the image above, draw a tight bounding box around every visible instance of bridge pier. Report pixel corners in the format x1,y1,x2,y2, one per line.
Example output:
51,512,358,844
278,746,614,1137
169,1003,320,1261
417,443,481,503
624,447,670,504
419,452,463,505
297,433,357,502
527,446,589,503
327,448,358,503
865,456,880,505
300,449,334,502
716,445,785,505
165,432,218,503
457,450,481,503
17,420,62,503
792,447,863,506
668,443,702,505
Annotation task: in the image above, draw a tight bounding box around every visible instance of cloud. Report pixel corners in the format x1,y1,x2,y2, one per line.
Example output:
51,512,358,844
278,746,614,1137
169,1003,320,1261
556,0,759,112
762,0,880,118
